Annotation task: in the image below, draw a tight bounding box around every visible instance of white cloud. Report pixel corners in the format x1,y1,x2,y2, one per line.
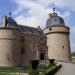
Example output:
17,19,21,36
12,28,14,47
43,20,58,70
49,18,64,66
13,0,53,28
12,0,75,52
70,26,75,52
13,0,71,27
38,0,75,12
71,26,75,32
12,7,23,15
71,42,75,52
15,15,42,27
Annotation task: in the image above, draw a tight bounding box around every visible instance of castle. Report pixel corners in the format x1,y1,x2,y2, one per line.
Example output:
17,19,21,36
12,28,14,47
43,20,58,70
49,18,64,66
0,8,71,66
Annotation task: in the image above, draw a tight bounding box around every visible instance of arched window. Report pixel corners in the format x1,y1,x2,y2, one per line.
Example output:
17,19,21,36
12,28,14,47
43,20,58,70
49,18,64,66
21,47,25,54
21,36,24,42
40,53,45,60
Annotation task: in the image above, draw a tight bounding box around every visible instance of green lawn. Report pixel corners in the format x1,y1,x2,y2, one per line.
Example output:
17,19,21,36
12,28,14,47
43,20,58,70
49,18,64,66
0,65,32,73
0,61,62,75
72,56,75,61
0,65,31,75
0,72,16,75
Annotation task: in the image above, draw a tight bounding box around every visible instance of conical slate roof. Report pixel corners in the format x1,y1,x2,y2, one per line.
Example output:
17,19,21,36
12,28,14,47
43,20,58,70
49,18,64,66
46,12,65,27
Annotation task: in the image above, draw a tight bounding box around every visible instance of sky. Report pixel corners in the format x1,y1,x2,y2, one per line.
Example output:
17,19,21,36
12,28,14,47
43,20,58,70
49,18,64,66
0,0,75,52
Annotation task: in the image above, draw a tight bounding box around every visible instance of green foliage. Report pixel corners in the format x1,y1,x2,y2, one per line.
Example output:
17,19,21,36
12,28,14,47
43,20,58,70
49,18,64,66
29,60,39,75
47,64,55,69
0,66,31,72
38,64,62,75
38,72,45,75
29,70,38,75
45,66,56,75
29,59,60,75
30,60,39,69
38,64,47,70
0,60,61,75
71,52,75,56
44,64,62,75
0,72,16,75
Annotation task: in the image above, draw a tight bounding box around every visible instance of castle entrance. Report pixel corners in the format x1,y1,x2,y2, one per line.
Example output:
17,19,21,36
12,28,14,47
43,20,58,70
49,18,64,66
40,53,44,60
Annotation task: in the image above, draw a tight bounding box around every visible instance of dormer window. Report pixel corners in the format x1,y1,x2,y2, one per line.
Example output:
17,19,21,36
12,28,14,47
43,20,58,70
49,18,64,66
54,19,57,21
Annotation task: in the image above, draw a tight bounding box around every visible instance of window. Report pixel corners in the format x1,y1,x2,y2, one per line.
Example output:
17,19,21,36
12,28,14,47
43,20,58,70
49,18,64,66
31,29,33,33
7,54,9,61
63,46,64,49
33,37,35,40
40,38,43,42
21,47,25,54
49,28,52,30
21,36,24,42
40,53,44,60
39,31,41,34
21,28,23,30
21,28,25,32
54,19,57,21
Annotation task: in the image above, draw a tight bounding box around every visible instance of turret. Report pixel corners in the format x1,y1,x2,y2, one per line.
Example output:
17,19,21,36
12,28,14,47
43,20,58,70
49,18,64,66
1,13,18,29
0,15,21,66
43,8,71,61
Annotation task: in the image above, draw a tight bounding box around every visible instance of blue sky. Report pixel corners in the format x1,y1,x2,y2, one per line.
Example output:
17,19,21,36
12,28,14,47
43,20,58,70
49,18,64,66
0,0,75,52
0,0,17,20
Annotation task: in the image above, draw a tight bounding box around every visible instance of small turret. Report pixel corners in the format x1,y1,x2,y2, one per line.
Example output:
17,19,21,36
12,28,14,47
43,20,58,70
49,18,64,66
46,8,65,27
44,8,71,61
1,12,18,29
1,16,8,28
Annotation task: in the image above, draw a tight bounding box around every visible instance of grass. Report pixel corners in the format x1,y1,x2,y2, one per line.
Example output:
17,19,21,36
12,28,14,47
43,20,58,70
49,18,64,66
72,56,75,61
0,65,32,73
0,60,62,75
0,72,16,75
29,64,60,75
0,64,57,75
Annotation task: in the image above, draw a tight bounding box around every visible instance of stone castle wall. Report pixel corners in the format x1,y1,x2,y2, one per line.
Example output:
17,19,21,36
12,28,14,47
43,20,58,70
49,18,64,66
0,28,21,66
44,26,71,61
19,26,48,65
0,27,48,66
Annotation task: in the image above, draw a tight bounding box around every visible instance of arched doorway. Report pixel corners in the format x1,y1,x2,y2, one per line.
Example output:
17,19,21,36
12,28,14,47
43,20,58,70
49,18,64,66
40,53,45,60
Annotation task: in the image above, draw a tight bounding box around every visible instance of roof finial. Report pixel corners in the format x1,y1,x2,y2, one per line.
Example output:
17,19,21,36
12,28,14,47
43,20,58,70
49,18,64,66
53,3,55,13
53,7,55,13
9,12,12,17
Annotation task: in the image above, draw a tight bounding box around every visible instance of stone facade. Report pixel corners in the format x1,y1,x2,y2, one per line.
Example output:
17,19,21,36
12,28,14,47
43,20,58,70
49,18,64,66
44,26,71,61
0,28,21,66
0,10,72,66
0,26,48,66
19,25,48,65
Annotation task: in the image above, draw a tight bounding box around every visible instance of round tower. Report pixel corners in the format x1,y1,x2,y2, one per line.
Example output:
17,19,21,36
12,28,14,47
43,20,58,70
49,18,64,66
0,16,21,66
43,9,71,61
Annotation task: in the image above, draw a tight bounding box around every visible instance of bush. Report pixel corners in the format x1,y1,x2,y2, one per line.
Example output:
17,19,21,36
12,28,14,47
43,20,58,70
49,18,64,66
47,64,55,69
49,59,55,64
45,64,62,75
29,69,38,75
30,60,39,69
38,72,45,75
38,64,47,70
0,72,16,75
71,52,75,56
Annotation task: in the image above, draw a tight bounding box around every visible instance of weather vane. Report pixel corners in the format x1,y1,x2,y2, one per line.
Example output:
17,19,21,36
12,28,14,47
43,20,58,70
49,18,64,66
9,12,12,17
9,8,12,17
53,3,55,13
